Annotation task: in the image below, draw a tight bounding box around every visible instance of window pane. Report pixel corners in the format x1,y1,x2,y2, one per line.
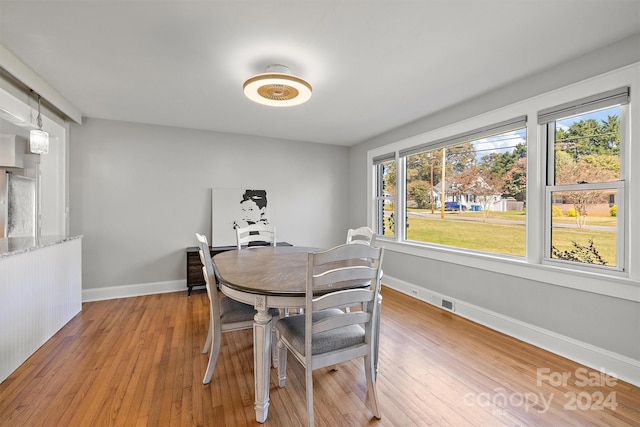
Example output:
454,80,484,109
405,128,527,256
554,106,620,185
550,189,617,267
376,160,396,198
377,199,395,237
376,160,396,237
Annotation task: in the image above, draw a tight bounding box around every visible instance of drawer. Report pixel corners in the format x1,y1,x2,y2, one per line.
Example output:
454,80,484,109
187,254,202,266
188,265,204,280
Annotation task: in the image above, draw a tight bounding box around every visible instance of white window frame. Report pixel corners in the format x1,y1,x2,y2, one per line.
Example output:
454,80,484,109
544,182,625,272
541,89,629,275
373,154,397,238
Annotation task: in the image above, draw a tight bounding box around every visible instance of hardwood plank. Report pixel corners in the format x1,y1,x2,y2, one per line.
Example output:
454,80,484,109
0,287,638,426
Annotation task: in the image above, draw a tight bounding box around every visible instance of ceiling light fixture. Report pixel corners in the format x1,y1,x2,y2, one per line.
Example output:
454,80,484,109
243,64,312,107
29,94,49,154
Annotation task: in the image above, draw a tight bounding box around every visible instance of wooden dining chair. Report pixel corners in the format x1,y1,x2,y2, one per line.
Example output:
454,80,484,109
235,223,276,250
195,233,279,384
346,226,376,246
235,223,298,316
275,243,384,427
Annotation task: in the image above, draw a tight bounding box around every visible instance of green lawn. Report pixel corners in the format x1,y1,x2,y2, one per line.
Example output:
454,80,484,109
406,216,527,257
394,211,617,265
409,208,616,227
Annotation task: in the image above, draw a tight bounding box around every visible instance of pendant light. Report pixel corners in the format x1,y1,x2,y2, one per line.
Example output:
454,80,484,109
243,64,312,107
30,94,49,154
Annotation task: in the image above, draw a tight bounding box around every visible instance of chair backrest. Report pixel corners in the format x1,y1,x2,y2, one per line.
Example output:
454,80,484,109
346,226,376,246
305,243,384,367
195,233,221,319
235,223,276,250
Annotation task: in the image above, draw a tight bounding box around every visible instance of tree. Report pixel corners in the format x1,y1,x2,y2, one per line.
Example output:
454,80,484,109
382,161,396,199
405,149,447,212
405,149,444,186
553,114,620,228
446,142,476,175
456,166,502,221
600,115,620,153
407,180,431,209
480,143,526,177
502,157,527,202
555,157,617,228
477,142,526,203
579,153,619,176
555,115,620,160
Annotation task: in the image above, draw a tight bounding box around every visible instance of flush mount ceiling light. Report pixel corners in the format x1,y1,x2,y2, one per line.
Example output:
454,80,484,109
243,64,312,107
29,94,49,154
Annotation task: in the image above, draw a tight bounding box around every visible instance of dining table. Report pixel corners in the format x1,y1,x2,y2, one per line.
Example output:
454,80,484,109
211,245,382,423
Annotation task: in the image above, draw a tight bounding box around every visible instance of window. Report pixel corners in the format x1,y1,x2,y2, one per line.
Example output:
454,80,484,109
373,154,396,238
400,117,527,257
368,69,636,298
541,87,629,271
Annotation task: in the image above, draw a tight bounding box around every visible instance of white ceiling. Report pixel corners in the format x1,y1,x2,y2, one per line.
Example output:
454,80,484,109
1,1,639,146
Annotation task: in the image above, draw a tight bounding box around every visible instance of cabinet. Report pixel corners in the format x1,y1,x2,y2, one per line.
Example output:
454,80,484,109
185,242,292,296
185,245,236,296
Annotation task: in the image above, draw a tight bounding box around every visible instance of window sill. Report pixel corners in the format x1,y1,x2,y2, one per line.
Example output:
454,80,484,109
377,239,640,302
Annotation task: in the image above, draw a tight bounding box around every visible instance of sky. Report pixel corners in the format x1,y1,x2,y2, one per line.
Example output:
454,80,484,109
557,105,619,130
473,129,526,159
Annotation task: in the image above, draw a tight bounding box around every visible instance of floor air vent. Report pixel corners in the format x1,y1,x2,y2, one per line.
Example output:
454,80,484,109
441,299,455,312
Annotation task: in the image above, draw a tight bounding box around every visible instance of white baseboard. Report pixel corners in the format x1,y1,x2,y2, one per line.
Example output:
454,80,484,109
82,279,188,302
383,275,640,388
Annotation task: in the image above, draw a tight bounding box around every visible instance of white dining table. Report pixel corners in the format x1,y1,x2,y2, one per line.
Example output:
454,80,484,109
212,245,381,423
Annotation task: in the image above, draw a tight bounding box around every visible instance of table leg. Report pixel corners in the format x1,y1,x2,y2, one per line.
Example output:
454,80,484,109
253,296,272,423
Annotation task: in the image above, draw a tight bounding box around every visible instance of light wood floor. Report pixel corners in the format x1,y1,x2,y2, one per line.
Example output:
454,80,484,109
1,287,638,426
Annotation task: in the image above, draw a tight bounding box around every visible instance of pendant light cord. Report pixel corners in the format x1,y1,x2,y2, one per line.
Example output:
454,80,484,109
36,95,43,129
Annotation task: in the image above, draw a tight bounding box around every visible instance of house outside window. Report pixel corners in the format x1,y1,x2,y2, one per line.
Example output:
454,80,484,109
542,87,629,272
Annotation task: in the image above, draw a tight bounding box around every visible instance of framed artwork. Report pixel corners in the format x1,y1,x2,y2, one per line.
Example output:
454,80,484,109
211,188,271,246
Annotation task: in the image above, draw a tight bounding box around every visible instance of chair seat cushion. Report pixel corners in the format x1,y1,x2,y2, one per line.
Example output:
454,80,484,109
220,296,280,323
275,309,365,356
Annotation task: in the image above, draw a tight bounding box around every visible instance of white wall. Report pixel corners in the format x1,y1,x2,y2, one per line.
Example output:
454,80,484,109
348,35,640,385
69,118,350,292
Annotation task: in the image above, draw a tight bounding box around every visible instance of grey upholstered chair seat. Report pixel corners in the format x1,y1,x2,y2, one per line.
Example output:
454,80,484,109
275,309,365,356
220,297,279,324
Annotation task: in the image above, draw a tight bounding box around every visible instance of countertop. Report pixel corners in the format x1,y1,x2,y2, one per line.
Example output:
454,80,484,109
0,235,82,259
